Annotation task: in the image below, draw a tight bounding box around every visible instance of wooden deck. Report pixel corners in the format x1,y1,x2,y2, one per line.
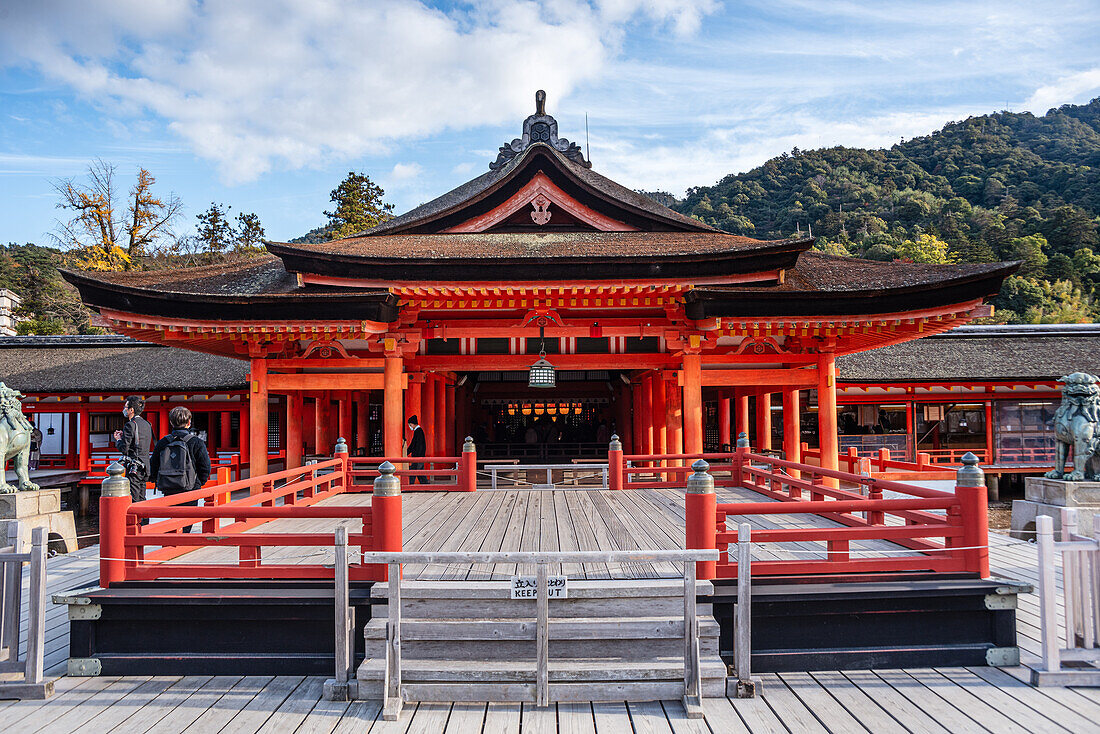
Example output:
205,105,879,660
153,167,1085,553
7,486,1100,732
168,486,929,580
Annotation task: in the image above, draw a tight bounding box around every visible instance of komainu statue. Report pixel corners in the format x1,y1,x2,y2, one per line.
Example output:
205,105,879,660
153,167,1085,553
1045,372,1100,482
0,382,40,493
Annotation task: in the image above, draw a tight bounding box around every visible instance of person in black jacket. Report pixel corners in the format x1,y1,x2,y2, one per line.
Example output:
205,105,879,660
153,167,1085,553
149,406,212,533
407,415,428,485
113,395,154,502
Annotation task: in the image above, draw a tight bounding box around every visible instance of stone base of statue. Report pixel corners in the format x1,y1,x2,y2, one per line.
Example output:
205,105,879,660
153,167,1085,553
1011,477,1100,540
0,487,78,553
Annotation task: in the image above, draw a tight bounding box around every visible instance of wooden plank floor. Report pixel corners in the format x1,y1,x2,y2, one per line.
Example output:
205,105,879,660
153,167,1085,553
169,486,929,581
8,488,1100,732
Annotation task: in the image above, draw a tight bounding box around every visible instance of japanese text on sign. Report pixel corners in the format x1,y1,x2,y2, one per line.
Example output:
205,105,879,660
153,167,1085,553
510,575,568,599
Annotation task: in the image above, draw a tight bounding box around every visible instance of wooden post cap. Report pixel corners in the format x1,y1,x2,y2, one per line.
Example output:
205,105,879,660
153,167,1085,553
101,462,130,498
956,452,985,487
374,461,401,497
686,459,714,494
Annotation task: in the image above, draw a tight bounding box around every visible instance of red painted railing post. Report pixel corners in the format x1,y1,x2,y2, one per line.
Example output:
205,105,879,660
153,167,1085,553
462,436,477,492
847,446,858,472
99,462,131,588
685,459,717,580
955,452,989,577
877,448,890,472
373,461,403,581
335,437,349,493
608,434,623,491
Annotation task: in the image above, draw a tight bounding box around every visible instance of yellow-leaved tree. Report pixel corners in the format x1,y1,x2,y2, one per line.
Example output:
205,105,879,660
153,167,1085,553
52,160,182,271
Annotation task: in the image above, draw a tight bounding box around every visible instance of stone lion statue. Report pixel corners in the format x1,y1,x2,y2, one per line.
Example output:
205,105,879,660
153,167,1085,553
1045,372,1100,482
0,382,39,493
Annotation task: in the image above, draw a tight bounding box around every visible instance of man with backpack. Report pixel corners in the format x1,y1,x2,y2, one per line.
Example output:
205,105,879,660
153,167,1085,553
113,395,154,503
149,406,211,532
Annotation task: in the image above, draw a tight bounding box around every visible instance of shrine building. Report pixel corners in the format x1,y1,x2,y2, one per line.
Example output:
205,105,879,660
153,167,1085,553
62,92,1018,476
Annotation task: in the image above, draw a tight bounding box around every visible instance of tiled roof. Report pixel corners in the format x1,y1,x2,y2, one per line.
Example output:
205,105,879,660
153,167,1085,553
0,337,247,393
359,143,711,235
837,325,1100,381
698,252,1017,294
269,231,804,261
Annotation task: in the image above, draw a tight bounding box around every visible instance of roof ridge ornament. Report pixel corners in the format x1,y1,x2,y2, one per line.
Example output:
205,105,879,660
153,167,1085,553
490,90,591,171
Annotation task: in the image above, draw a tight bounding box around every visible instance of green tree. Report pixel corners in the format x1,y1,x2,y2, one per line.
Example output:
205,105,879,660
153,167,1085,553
233,212,266,254
195,203,235,255
896,233,951,264
1003,234,1048,278
324,172,394,239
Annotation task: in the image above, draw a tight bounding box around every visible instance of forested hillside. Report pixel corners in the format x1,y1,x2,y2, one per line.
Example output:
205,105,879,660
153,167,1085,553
674,97,1100,323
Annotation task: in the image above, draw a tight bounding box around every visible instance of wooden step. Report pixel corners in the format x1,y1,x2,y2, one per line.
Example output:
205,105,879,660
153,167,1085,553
388,679,701,703
363,632,720,661
362,616,718,641
356,656,727,684
369,578,714,600
386,596,711,619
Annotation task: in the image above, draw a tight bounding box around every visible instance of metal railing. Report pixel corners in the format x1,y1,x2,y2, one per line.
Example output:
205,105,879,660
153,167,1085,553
324,543,729,718
1034,508,1100,686
0,523,51,699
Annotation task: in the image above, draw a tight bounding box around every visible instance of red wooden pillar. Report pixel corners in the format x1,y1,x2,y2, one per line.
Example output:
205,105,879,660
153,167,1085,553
434,377,446,457
286,391,304,469
984,401,994,463
905,402,915,460
249,359,269,476
631,379,643,455
239,404,249,459
355,391,370,454
158,406,171,443
756,392,773,451
735,391,750,440
718,390,732,450
817,353,839,478
445,381,456,456
77,406,90,472
220,411,232,451
383,356,403,458
338,391,353,445
640,373,654,457
666,375,684,464
67,411,78,468
314,393,327,454
406,374,423,441
683,353,703,455
651,370,667,457
783,388,801,475
422,374,436,457
615,382,632,453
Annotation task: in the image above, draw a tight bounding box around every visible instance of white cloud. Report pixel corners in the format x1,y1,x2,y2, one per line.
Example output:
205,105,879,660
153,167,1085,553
390,162,424,181
594,106,992,196
0,0,717,183
1024,68,1100,114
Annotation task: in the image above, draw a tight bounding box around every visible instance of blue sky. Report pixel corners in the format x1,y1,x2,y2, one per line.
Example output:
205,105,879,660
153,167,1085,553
2,0,1100,245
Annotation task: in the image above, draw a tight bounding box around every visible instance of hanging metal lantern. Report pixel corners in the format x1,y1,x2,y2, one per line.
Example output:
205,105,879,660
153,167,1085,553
528,325,556,388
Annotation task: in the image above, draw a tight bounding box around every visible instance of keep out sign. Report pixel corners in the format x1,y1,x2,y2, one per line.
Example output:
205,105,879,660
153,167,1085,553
510,575,568,599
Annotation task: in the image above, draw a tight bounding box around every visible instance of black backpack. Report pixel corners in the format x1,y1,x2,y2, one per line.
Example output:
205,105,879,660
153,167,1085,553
157,433,198,493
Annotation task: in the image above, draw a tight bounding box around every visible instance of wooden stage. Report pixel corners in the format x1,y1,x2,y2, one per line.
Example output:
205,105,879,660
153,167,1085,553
154,485,933,581
7,486,1100,733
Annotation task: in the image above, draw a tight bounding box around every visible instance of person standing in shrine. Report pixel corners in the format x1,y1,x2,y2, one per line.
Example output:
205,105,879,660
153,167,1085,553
113,395,154,502
407,415,428,485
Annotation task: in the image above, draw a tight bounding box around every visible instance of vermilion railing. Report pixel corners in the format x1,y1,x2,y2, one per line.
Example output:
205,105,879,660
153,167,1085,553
682,449,988,580
347,450,476,492
98,444,405,585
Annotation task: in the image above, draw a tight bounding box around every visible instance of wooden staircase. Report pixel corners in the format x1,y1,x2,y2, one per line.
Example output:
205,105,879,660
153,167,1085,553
353,578,727,704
